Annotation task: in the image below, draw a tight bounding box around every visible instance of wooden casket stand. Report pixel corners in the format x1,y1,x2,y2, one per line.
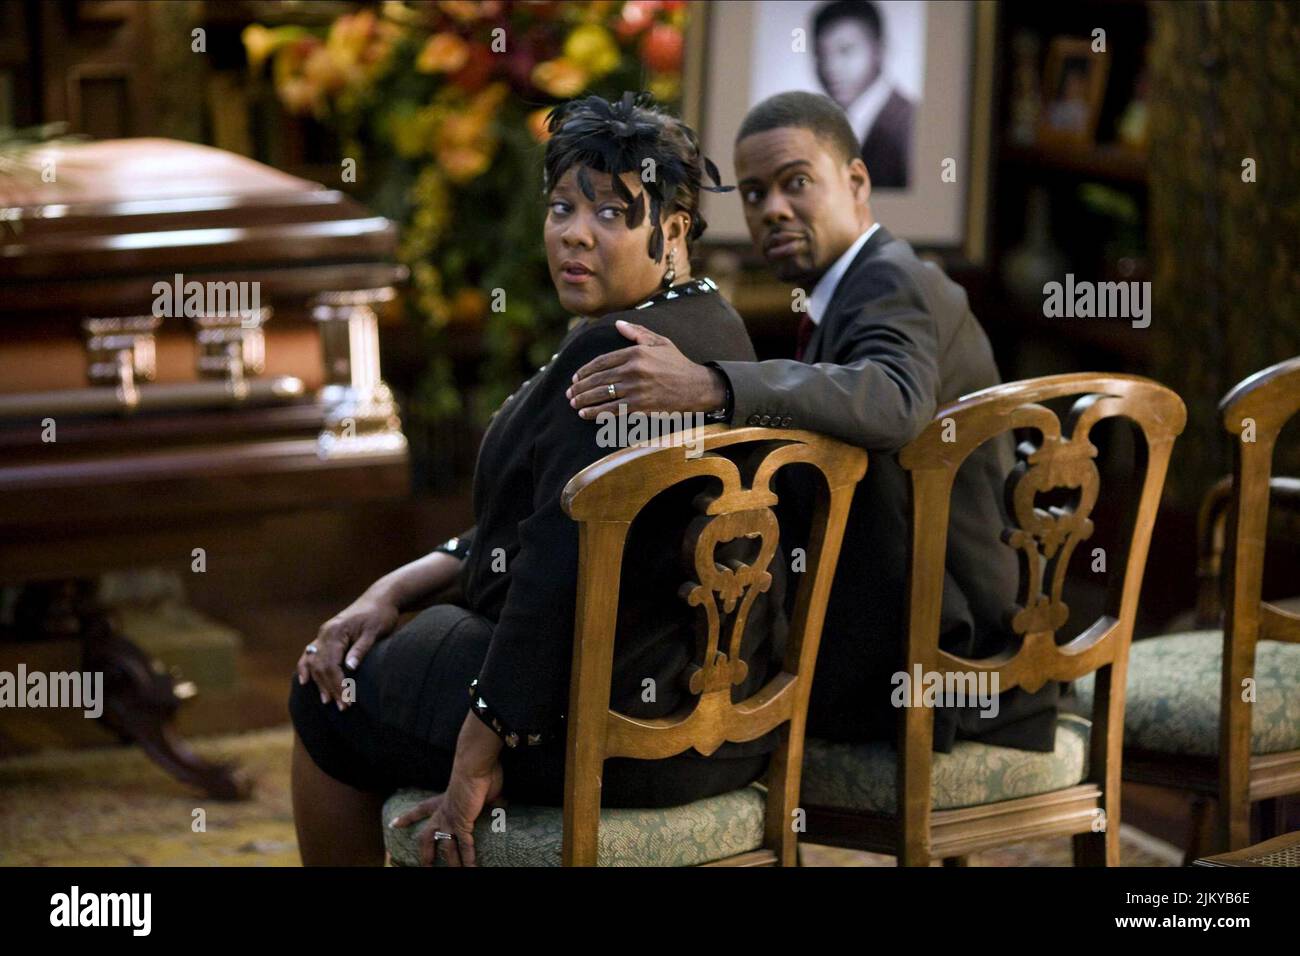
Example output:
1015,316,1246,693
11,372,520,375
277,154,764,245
0,139,411,798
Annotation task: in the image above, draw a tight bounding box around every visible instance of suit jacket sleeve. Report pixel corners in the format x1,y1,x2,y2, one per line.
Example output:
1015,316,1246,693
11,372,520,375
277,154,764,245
716,260,941,452
471,324,631,739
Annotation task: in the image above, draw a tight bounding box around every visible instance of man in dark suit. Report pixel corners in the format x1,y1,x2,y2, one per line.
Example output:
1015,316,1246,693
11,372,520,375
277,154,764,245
565,91,1059,753
813,0,914,189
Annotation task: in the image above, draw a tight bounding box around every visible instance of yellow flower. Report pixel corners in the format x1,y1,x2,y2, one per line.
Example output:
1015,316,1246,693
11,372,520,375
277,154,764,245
392,104,442,158
564,24,619,79
648,72,680,103
417,32,470,74
531,57,587,98
579,1,617,25
242,25,277,72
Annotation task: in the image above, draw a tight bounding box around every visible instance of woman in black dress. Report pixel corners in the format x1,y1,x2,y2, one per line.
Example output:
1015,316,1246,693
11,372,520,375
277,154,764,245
288,92,785,866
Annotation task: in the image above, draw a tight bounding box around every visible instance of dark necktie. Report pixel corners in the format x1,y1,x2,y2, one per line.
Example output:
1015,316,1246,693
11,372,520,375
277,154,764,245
795,313,815,362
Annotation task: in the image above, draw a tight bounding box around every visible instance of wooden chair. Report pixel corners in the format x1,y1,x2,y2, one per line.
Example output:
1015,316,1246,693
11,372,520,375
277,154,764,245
383,426,866,866
802,373,1185,866
1075,357,1300,860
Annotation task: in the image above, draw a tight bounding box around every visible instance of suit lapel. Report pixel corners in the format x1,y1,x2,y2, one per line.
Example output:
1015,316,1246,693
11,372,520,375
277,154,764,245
803,225,892,362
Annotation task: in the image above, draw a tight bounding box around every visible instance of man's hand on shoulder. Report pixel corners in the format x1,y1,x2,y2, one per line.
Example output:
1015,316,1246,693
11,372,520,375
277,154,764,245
565,319,727,419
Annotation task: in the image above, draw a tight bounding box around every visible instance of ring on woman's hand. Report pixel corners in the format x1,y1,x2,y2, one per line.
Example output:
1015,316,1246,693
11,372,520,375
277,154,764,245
305,643,319,655
607,383,618,399
433,831,455,842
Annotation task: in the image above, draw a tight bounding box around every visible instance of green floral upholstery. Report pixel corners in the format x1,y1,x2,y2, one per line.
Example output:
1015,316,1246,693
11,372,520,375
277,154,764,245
382,784,766,867
800,715,1092,814
1072,630,1300,756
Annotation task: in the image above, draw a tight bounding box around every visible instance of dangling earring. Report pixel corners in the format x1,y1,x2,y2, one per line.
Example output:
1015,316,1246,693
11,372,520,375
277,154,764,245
662,248,677,288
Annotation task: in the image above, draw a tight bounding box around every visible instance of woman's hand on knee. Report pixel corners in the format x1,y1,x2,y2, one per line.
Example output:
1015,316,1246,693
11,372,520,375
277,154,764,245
296,594,398,709
296,633,348,709
329,593,400,671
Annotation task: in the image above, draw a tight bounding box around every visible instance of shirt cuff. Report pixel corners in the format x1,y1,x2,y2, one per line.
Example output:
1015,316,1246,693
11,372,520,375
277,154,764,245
433,534,472,561
702,362,734,424
467,678,563,748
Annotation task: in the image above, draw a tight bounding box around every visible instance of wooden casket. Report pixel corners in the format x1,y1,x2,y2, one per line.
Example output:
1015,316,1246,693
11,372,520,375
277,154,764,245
0,139,411,795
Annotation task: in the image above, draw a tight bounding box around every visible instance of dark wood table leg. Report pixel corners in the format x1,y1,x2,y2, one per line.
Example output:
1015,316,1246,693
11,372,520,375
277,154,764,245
12,579,252,801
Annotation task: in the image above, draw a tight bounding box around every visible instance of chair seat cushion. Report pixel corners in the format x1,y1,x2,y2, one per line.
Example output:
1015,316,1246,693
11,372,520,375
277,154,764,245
1072,630,1300,756
382,784,766,867
800,714,1092,814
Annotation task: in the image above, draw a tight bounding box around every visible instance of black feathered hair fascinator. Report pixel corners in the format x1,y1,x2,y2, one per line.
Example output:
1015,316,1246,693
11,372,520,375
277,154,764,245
542,90,733,261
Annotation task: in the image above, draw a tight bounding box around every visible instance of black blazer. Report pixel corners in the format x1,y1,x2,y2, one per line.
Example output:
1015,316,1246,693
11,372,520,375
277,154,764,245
458,286,786,760
861,90,915,190
715,227,1059,753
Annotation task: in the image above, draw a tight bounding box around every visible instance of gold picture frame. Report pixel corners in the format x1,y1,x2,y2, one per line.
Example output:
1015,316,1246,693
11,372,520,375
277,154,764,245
1037,36,1110,147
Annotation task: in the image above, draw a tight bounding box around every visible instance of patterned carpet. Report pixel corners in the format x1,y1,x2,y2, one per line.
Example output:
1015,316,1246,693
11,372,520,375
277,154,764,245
0,726,1176,866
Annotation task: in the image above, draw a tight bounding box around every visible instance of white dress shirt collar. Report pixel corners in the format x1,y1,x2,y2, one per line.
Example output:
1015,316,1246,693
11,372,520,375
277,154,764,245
844,74,895,147
807,221,881,325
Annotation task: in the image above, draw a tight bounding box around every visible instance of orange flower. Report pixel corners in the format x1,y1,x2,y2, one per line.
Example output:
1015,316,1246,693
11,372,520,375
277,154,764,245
326,9,400,78
437,146,493,182
439,0,499,22
327,10,372,68
432,85,507,183
531,57,587,98
417,32,471,74
526,106,555,144
276,78,318,115
272,37,327,114
449,287,489,325
469,81,509,116
303,45,347,96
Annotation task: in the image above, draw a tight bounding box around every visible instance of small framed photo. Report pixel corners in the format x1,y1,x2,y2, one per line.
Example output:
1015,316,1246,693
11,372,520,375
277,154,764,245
683,0,996,264
1037,37,1109,146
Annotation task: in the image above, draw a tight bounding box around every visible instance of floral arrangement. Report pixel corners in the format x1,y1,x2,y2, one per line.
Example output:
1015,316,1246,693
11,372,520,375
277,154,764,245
243,0,690,431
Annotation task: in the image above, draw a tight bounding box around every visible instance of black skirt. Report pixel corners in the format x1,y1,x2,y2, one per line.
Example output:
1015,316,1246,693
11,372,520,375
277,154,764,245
288,604,768,808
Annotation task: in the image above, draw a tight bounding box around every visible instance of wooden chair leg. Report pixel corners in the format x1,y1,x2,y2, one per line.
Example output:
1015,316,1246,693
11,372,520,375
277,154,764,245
897,844,931,866
1219,791,1252,852
1183,794,1212,866
1257,797,1282,841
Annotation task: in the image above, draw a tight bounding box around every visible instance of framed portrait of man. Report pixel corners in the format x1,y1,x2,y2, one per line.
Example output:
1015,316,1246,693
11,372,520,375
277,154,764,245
683,0,995,264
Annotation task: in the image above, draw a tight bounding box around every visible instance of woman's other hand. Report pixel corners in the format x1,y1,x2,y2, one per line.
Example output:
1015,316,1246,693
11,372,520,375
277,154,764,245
296,592,399,709
390,711,507,866
391,759,505,867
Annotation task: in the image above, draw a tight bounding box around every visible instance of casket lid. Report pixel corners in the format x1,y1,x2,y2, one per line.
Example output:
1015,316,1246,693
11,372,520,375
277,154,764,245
0,139,402,308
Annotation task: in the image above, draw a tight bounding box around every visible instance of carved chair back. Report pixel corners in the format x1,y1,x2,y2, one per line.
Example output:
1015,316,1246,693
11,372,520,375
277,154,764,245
1215,357,1300,848
559,425,867,866
895,374,1185,859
